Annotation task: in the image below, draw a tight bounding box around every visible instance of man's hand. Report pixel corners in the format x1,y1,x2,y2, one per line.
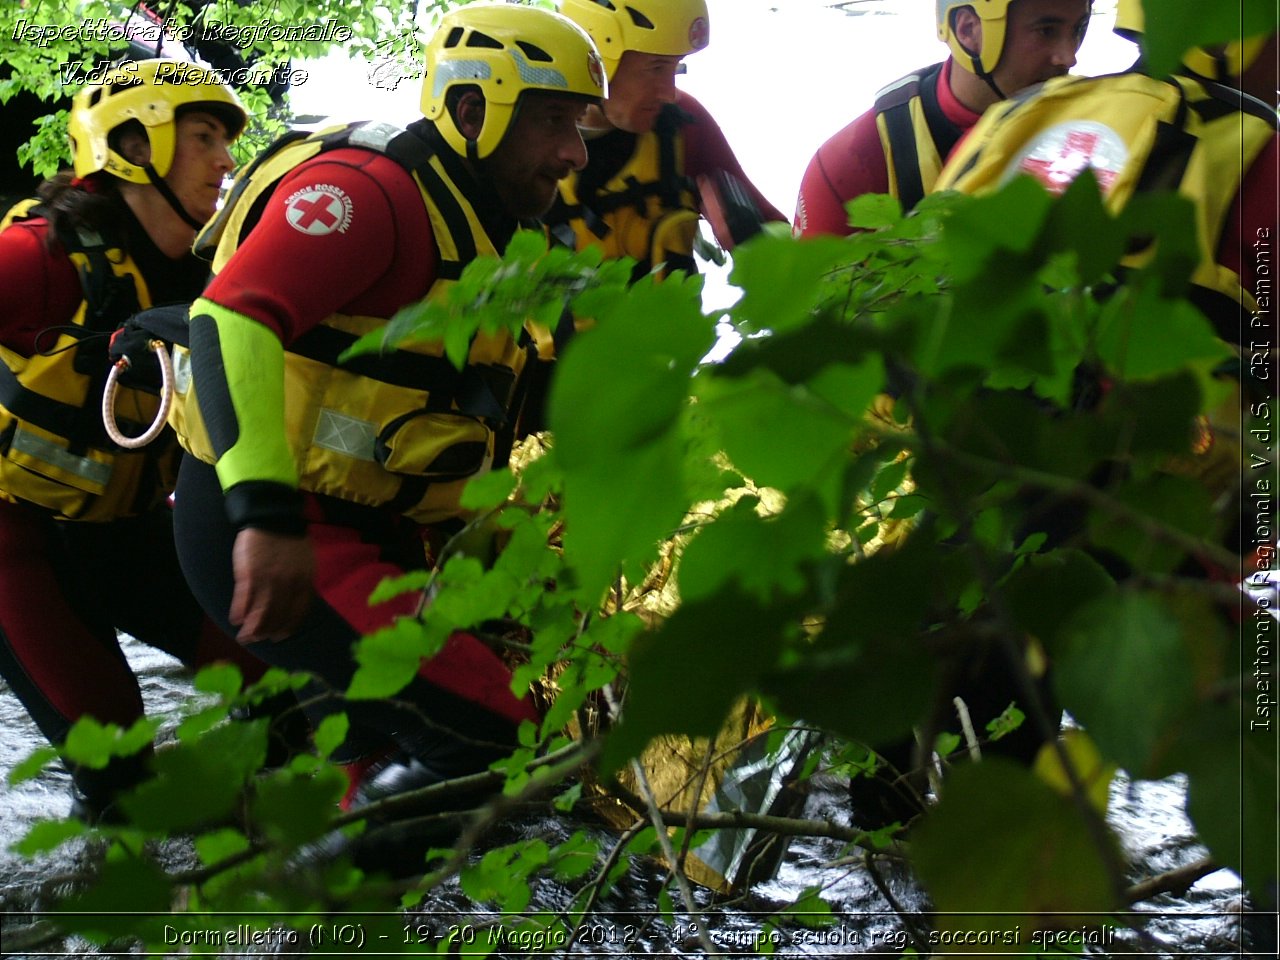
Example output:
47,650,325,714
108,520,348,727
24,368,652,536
230,527,315,644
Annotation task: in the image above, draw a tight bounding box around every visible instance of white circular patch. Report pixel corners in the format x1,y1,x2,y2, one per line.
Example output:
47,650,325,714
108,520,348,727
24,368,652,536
283,185,354,236
1002,121,1130,197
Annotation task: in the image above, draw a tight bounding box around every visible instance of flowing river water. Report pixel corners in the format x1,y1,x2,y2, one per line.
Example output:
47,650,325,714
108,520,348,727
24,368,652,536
0,638,1273,957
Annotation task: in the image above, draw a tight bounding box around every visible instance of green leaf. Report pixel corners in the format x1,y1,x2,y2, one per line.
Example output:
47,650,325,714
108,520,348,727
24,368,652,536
912,760,1120,929
870,458,909,504
553,781,582,813
1003,549,1116,647
313,713,351,760
1097,373,1205,460
677,495,827,603
940,176,1054,281
1088,474,1214,575
348,616,435,700
550,277,712,597
1142,0,1276,79
1115,190,1204,295
763,543,945,747
717,312,881,389
251,768,347,846
845,192,903,230
177,704,233,742
696,368,856,505
7,745,59,786
122,719,267,831
63,857,173,937
764,631,931,749
1052,590,1196,775
601,590,796,774
63,716,158,770
1096,286,1233,382
1040,170,1125,284
13,818,86,857
986,703,1027,742
194,662,245,699
777,886,836,928
1179,703,1278,909
889,493,927,519
729,233,855,335
460,468,517,511
806,358,887,420
935,731,962,759
549,831,598,880
551,279,711,462
559,435,690,600
194,828,251,867
367,569,432,606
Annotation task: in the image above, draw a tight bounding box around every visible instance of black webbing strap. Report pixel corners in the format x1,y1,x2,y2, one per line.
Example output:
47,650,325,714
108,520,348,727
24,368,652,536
876,68,930,212
0,364,84,440
918,63,963,174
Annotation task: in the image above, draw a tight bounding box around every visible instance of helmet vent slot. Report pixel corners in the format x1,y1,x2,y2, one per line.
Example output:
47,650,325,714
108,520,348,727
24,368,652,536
466,30,504,50
443,26,464,48
515,41,553,63
625,7,655,30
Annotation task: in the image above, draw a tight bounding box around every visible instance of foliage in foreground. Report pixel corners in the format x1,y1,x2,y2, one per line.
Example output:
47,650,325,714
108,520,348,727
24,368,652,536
6,170,1273,954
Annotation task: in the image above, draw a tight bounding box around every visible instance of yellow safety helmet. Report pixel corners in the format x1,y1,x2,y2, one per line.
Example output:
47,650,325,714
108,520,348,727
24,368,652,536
936,0,1015,78
559,0,710,81
422,2,606,161
1112,0,1270,82
1113,0,1143,41
1183,36,1271,82
69,59,246,184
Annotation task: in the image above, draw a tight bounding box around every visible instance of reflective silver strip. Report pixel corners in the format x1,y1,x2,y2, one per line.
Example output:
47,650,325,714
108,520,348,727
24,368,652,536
11,427,113,487
510,49,568,89
312,409,377,461
432,59,493,100
172,346,192,395
874,71,922,101
349,121,404,153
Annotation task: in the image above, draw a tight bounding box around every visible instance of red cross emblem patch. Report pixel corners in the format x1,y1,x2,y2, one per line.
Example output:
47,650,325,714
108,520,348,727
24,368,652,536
284,185,354,236
1007,121,1129,196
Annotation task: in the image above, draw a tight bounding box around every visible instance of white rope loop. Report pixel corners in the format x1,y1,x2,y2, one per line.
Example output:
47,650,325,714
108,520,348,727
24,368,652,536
102,339,174,449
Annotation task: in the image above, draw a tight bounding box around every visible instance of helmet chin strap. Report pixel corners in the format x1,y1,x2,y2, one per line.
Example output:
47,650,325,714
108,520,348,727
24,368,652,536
144,165,205,231
980,70,1007,101
969,52,1007,101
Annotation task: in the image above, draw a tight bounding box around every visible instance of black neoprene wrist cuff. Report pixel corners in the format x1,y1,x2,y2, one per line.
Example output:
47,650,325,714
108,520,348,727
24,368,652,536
224,481,307,536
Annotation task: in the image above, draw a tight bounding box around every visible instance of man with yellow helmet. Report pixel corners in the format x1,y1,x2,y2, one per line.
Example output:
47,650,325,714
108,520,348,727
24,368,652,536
548,0,785,280
933,3,1276,860
168,3,604,871
795,0,1093,235
0,59,284,823
937,0,1276,338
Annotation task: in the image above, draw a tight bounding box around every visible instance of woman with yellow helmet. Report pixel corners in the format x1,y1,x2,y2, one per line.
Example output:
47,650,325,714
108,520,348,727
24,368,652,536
0,59,284,823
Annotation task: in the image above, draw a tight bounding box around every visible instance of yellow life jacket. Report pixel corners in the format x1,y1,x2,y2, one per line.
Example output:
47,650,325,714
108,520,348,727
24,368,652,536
173,121,543,524
874,61,967,212
0,200,178,521
938,71,1277,503
937,71,1277,324
548,104,700,280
